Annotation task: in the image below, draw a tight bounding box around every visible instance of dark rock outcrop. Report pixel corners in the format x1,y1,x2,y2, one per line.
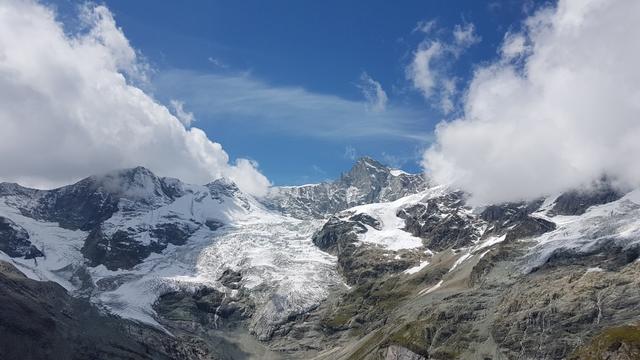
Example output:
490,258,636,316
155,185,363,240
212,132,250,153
219,268,242,289
204,219,224,231
480,199,543,234
0,260,209,360
504,216,556,242
533,241,640,272
154,286,253,325
0,216,43,259
82,222,199,270
398,192,481,251
551,184,624,216
312,216,364,254
81,229,144,270
349,213,382,230
312,215,424,284
1,167,196,234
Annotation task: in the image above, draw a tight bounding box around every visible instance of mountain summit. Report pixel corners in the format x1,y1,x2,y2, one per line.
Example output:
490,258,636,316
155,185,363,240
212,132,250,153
263,156,427,218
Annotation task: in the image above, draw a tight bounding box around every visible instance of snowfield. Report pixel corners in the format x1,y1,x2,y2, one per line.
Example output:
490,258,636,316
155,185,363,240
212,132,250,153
523,190,640,271
345,186,448,251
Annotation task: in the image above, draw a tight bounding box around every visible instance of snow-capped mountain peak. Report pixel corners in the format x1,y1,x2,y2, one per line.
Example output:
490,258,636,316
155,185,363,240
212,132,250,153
262,156,428,219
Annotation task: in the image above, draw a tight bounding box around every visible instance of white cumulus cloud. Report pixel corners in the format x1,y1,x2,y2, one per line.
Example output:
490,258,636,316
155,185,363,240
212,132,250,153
424,0,640,204
170,100,195,127
406,41,443,100
0,0,270,196
500,32,528,60
453,23,481,50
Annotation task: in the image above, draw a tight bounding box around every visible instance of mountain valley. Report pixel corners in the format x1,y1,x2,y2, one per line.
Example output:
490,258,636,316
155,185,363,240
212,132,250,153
1,158,639,360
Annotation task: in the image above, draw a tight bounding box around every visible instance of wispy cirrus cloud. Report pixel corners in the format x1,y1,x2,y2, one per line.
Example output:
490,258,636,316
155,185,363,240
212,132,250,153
356,72,388,112
152,69,431,141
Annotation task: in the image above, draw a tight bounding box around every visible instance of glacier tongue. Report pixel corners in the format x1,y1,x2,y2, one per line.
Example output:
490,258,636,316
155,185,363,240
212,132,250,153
173,213,344,339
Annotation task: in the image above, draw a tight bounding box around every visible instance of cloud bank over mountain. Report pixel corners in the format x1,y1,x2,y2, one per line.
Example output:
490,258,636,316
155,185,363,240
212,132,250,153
0,0,270,195
424,0,640,204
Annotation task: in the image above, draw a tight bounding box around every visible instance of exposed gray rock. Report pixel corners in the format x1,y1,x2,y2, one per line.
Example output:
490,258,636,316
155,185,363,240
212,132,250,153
504,216,556,242
491,262,640,360
0,260,209,360
551,183,624,216
4,160,640,360
385,345,427,360
312,216,364,254
312,215,424,284
81,221,199,270
397,192,481,251
219,268,242,289
349,213,382,230
154,286,254,326
206,178,252,210
0,216,43,259
532,240,640,272
204,219,224,231
480,199,543,234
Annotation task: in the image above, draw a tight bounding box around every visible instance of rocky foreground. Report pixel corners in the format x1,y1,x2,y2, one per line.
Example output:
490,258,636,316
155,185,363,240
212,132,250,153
1,158,640,359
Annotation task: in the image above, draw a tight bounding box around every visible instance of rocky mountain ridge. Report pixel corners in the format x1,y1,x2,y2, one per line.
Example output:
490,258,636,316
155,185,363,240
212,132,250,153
1,159,639,359
263,157,427,219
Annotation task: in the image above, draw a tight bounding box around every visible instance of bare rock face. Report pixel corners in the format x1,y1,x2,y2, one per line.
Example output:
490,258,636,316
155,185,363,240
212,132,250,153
312,216,364,254
0,216,43,259
550,182,624,216
218,268,243,289
0,260,209,360
504,216,556,242
397,192,482,251
6,167,176,231
491,263,640,359
385,345,427,360
569,325,640,360
480,199,544,234
81,221,199,270
312,215,422,284
154,286,254,326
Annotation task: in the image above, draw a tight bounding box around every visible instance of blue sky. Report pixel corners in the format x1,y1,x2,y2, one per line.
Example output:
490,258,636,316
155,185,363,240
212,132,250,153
46,0,541,185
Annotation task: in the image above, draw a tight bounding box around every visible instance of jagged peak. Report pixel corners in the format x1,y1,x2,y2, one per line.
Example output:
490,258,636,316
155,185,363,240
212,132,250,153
53,166,169,203
102,166,158,180
0,182,36,196
206,177,242,196
207,177,238,188
339,156,390,185
353,156,387,170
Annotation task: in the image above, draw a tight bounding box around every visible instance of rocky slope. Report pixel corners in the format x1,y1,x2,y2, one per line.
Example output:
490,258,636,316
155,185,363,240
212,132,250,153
0,260,208,360
1,159,640,360
305,181,640,360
